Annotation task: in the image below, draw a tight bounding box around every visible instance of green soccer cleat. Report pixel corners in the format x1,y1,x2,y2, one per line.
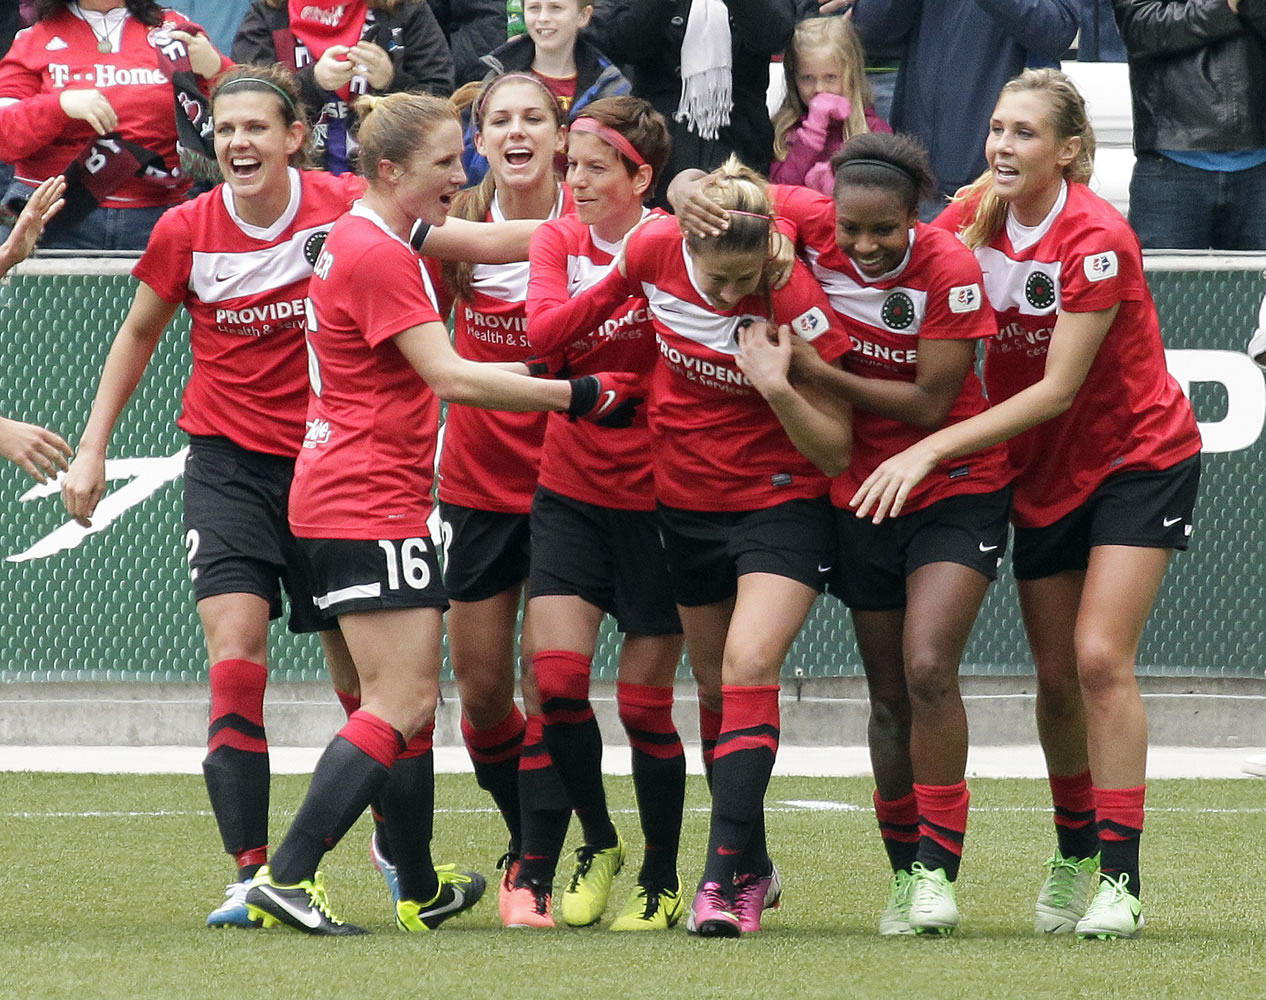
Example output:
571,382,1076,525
1035,852,1100,934
1075,872,1144,940
907,862,959,936
878,868,916,936
396,866,486,931
560,836,625,927
609,874,685,931
244,867,368,936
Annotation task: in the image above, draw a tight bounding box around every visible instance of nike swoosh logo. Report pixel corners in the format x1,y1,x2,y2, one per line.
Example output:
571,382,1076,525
978,543,999,552
423,886,467,918
717,846,741,856
258,885,322,929
594,389,618,416
215,272,237,283
817,564,832,573
1162,516,1182,527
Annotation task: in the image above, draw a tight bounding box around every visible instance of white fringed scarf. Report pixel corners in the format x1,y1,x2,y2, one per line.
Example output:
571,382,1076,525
674,0,732,141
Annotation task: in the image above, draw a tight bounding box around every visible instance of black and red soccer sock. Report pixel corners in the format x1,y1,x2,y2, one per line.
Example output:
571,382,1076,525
334,686,395,864
874,789,920,874
536,649,618,850
202,658,270,879
617,682,685,886
699,702,722,788
268,710,402,886
1094,784,1144,897
1050,769,1098,860
378,722,439,902
515,712,573,889
700,684,780,888
461,705,526,853
913,780,969,881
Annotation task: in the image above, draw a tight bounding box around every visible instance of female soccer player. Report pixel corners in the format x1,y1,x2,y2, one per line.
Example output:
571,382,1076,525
740,133,1013,935
59,64,547,930
434,72,575,922
519,96,685,931
559,158,853,938
851,69,1202,940
241,89,641,936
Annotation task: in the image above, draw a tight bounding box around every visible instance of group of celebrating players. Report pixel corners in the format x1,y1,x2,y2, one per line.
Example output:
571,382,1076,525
26,54,1198,943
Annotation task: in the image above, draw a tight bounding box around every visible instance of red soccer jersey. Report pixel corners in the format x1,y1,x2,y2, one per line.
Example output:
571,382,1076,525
134,169,365,456
290,202,445,540
437,188,572,514
572,214,851,511
772,184,1011,513
0,8,231,207
526,210,661,510
935,182,1202,528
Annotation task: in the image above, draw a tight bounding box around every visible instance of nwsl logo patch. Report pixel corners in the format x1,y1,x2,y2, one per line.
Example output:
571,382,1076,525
791,306,830,341
1083,250,1119,282
948,283,981,314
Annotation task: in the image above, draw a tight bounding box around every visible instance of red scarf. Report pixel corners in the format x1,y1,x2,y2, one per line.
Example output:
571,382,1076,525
287,0,368,61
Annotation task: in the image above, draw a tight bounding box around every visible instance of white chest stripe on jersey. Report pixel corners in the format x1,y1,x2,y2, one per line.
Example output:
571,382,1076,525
567,252,616,295
976,247,1063,316
190,225,329,304
807,251,928,337
642,281,750,356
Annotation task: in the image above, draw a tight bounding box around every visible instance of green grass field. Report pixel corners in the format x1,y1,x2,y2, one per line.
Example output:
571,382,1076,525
0,772,1260,1000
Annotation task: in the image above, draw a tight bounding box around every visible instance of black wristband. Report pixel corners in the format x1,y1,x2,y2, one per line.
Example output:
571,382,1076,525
566,375,600,417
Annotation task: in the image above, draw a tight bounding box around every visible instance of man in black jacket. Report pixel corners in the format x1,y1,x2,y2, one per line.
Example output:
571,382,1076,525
1114,0,1266,249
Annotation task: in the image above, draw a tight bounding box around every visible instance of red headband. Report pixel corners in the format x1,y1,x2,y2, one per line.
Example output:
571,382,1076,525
568,116,647,168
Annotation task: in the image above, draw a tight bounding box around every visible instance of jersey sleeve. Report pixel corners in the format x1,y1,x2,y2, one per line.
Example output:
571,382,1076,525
0,33,71,162
525,220,584,352
131,206,193,304
1057,222,1147,313
773,260,851,364
527,224,636,349
918,236,996,342
345,242,443,349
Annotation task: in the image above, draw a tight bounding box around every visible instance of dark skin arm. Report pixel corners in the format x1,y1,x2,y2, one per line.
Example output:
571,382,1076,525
789,334,978,431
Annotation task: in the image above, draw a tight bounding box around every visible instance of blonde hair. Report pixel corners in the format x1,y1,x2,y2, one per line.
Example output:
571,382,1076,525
352,92,459,183
444,74,564,301
684,156,781,315
772,18,872,162
955,68,1097,250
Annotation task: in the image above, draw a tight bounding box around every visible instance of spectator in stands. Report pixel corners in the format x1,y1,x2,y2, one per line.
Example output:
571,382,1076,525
0,175,71,482
586,0,797,201
428,0,508,85
232,0,454,175
798,0,901,124
1113,0,1266,250
769,16,889,195
0,0,231,251
850,0,1078,217
458,0,630,185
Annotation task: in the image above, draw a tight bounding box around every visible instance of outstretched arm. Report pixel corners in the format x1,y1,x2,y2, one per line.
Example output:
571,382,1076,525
0,175,65,277
849,304,1117,522
61,284,180,526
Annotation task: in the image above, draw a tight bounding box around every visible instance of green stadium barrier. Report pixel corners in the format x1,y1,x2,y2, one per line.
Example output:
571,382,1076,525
1,254,1264,682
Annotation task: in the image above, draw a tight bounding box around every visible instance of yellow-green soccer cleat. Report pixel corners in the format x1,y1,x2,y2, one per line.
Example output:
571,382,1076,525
878,868,916,936
396,866,487,931
244,867,368,936
907,862,959,936
1035,852,1100,934
609,874,685,931
1074,872,1144,940
560,836,625,927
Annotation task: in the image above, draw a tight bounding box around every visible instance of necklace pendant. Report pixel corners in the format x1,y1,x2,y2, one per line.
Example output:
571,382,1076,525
97,38,112,53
